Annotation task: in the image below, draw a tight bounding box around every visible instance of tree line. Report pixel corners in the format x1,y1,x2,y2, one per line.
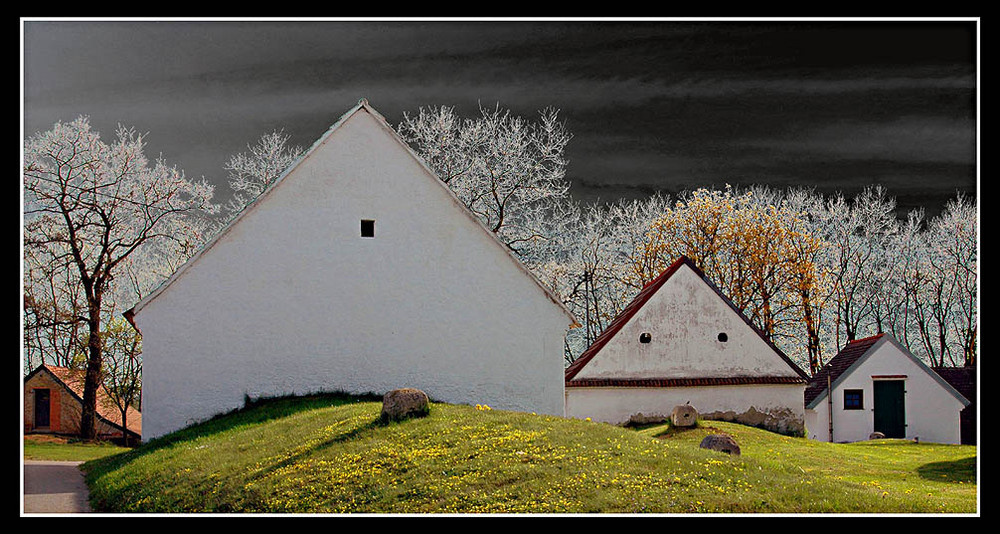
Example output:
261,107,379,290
395,104,977,374
22,105,977,441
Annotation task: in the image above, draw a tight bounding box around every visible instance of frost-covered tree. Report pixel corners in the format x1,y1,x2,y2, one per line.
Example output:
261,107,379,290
536,194,673,363
219,130,303,225
23,116,216,440
397,104,572,257
915,194,978,367
878,208,928,355
23,245,87,373
780,188,834,375
935,195,978,367
815,186,899,346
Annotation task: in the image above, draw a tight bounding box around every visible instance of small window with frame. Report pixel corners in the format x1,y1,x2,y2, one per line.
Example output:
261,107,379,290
843,389,864,410
360,219,375,238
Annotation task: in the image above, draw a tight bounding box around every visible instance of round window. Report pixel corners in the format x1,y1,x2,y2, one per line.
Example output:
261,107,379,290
718,332,728,342
639,333,652,343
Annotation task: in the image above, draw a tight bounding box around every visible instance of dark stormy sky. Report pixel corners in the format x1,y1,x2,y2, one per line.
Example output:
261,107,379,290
22,18,978,219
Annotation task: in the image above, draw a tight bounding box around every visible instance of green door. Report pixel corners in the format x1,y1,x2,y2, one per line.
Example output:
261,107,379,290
873,380,906,438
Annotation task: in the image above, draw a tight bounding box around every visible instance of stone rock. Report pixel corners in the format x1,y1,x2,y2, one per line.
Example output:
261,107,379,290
701,406,805,437
699,434,741,456
869,432,886,440
380,388,430,422
671,404,699,427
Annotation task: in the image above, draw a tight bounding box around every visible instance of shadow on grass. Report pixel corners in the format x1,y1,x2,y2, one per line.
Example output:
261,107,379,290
247,406,434,481
83,392,432,512
648,423,706,439
85,392,383,469
917,455,977,484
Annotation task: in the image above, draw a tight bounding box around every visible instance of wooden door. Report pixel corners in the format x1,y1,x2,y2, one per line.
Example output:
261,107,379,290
873,380,905,438
34,388,50,428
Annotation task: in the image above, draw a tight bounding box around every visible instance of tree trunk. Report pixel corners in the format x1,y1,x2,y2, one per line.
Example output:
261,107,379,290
120,409,130,447
79,298,103,441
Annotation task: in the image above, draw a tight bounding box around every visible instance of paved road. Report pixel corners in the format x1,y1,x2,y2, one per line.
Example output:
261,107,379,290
23,461,91,514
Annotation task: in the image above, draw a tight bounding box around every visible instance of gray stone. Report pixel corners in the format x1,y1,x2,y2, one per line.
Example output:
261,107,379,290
671,404,699,427
380,388,430,422
869,432,886,440
699,434,741,456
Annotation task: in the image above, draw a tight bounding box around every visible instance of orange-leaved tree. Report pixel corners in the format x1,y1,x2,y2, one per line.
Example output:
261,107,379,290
633,186,827,371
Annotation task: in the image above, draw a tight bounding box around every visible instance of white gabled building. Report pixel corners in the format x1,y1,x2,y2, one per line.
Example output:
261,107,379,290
127,100,576,441
564,257,810,435
804,333,970,444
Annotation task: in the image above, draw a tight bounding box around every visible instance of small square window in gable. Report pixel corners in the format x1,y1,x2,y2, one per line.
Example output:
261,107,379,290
361,219,375,238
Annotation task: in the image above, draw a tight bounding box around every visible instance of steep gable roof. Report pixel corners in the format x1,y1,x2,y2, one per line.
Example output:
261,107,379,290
25,364,142,437
126,99,575,326
565,256,809,384
804,334,971,409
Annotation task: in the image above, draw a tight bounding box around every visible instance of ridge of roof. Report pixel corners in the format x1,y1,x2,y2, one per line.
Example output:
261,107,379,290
564,257,809,382
126,99,577,326
848,333,886,345
126,100,370,319
357,100,577,324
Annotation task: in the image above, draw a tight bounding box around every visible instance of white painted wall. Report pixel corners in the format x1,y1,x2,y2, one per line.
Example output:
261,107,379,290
565,383,805,431
573,265,802,380
134,105,572,440
805,339,966,444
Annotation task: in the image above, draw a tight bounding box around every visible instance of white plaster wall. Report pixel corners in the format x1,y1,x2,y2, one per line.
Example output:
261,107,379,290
805,341,965,444
574,265,801,380
136,108,571,440
804,405,826,442
565,384,805,428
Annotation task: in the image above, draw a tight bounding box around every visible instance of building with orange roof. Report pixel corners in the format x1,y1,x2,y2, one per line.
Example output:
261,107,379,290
23,363,141,443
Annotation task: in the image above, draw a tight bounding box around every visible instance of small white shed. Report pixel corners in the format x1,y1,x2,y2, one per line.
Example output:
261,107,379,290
564,257,809,435
127,100,576,441
804,333,970,444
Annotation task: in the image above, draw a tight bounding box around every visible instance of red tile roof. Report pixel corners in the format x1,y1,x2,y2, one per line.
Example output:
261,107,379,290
565,256,808,385
28,364,142,437
803,334,885,407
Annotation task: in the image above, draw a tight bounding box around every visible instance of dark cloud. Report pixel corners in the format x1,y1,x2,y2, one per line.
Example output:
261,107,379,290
22,19,977,219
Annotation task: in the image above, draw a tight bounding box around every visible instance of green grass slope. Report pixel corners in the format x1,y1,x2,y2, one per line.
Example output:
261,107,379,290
24,435,131,462
83,394,977,514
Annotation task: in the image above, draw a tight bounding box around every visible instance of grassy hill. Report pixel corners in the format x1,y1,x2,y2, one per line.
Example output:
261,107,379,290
24,434,131,462
83,394,977,514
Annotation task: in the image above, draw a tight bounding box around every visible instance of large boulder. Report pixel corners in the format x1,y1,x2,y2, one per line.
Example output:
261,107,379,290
671,404,699,427
380,388,430,422
699,434,741,456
